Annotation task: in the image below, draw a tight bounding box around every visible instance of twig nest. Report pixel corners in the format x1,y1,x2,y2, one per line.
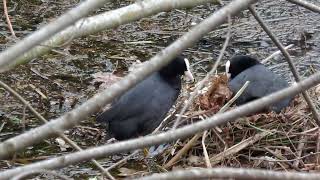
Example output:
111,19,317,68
196,74,232,112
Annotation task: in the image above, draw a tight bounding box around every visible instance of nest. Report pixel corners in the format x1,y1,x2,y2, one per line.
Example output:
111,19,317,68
154,73,320,172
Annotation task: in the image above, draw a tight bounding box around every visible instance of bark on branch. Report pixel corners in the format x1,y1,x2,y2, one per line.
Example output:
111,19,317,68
0,0,111,72
248,5,320,125
0,59,319,180
0,0,218,72
136,167,320,180
287,0,320,13
0,0,258,161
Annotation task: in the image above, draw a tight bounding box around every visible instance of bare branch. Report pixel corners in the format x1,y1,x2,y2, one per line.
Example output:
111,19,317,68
261,44,294,64
106,150,139,171
0,61,320,180
248,5,320,126
173,14,232,129
12,170,71,180
164,134,201,169
0,0,218,72
0,80,112,178
244,151,320,163
0,0,113,72
287,0,320,13
219,81,250,112
210,130,271,165
293,120,309,168
202,130,211,168
0,0,258,160
3,0,16,38
136,167,320,180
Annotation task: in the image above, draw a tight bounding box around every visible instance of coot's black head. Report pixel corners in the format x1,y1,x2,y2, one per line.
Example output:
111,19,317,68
226,55,261,79
159,56,194,82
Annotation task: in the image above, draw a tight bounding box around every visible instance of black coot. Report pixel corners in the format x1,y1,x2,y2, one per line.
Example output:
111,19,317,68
97,56,194,140
226,55,293,113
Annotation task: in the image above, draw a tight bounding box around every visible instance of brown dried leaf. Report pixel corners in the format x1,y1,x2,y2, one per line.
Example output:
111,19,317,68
197,74,232,112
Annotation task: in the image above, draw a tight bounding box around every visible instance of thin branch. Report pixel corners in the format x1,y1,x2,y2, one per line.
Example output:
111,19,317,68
263,147,299,171
286,0,320,13
0,80,113,179
165,80,249,168
11,170,71,180
164,134,201,169
172,14,232,129
1,61,320,179
201,130,212,168
3,0,16,38
210,130,271,165
248,5,320,126
106,109,176,171
0,122,5,133
105,110,176,172
136,167,320,180
164,16,232,168
219,81,250,112
0,0,113,72
293,119,308,168
0,0,258,160
261,44,294,64
0,0,218,72
106,150,139,171
317,129,320,166
244,151,320,163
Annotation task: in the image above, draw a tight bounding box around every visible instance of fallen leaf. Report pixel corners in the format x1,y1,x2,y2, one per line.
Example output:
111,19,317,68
118,167,139,177
197,74,232,112
187,155,203,166
55,138,70,152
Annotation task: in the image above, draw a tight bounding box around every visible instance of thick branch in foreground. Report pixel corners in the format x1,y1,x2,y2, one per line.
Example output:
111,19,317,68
0,63,320,179
136,167,320,180
0,0,258,160
0,0,111,72
0,0,218,72
0,81,112,178
11,170,71,180
287,0,320,13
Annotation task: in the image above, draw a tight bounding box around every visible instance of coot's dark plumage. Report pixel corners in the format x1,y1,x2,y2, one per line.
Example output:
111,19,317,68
226,55,293,113
97,56,194,140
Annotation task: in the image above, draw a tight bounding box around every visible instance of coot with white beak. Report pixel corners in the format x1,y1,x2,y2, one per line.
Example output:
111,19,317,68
226,55,293,113
97,56,194,140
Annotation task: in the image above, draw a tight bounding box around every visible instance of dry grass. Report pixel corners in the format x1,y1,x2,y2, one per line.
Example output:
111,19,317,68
146,74,320,175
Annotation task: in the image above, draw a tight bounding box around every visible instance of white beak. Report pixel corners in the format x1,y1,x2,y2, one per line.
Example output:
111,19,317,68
184,70,194,82
183,58,195,82
225,60,231,79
